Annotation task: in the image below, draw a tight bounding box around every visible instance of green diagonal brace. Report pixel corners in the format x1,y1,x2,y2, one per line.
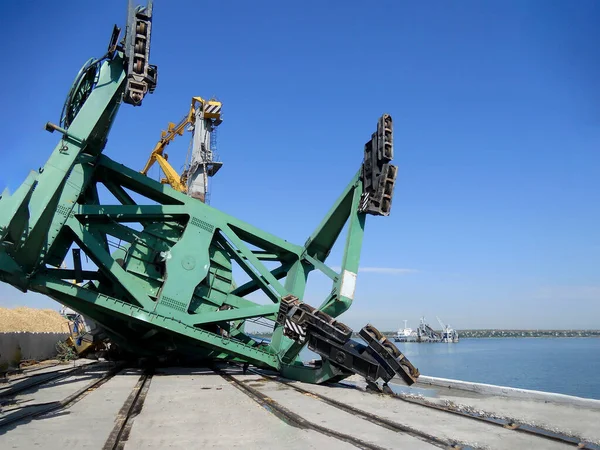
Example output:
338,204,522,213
305,170,361,262
66,218,154,310
221,225,290,300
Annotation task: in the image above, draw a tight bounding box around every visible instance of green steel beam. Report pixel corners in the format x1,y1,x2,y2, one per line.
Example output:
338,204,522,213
191,304,279,326
231,264,290,297
43,268,102,280
269,257,313,358
93,222,170,251
280,359,348,384
101,177,138,206
222,293,269,310
318,180,366,318
0,171,37,244
221,225,290,299
98,155,186,206
82,180,110,254
77,204,188,222
33,276,279,368
250,251,282,261
272,175,367,362
20,57,126,264
215,233,280,303
227,223,301,258
304,170,361,262
272,257,312,359
302,252,340,282
98,155,304,255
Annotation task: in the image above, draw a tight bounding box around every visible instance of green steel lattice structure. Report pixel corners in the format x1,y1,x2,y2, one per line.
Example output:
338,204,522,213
0,1,417,385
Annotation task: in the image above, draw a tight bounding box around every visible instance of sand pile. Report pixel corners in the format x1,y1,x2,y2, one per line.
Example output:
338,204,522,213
0,307,70,333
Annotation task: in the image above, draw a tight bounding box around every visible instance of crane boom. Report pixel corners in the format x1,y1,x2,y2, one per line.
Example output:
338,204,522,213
185,98,222,202
436,316,446,331
140,96,222,200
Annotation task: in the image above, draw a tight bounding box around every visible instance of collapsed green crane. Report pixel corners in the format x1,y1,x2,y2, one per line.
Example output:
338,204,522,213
0,1,418,386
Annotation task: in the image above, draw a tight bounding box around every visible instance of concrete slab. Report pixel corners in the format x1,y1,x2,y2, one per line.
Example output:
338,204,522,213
123,367,354,450
290,377,573,450
0,368,142,449
411,384,600,445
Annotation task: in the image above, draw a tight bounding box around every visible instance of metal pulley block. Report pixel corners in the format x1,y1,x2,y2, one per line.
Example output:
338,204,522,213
276,295,352,344
360,114,398,216
276,298,416,384
359,324,420,385
306,332,395,384
123,0,157,105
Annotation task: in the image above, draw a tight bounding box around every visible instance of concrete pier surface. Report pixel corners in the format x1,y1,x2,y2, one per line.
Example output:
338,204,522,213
408,375,600,445
124,367,357,450
1,363,598,449
1,368,141,449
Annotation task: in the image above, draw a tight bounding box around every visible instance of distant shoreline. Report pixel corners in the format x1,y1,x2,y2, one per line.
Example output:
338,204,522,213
449,330,600,339
249,330,600,339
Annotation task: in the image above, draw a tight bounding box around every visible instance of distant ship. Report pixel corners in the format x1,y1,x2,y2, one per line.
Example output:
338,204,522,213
437,316,459,343
394,316,459,343
394,320,416,342
415,316,440,342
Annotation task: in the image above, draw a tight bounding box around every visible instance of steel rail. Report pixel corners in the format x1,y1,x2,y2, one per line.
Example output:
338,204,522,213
1,362,62,380
381,383,600,450
217,368,389,450
102,369,153,450
0,363,122,429
0,362,98,399
246,368,472,450
248,367,600,450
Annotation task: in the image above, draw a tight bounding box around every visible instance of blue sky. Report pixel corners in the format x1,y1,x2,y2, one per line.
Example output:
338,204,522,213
0,1,598,330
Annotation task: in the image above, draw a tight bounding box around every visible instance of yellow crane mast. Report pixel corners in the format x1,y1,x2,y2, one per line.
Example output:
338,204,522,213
141,96,223,199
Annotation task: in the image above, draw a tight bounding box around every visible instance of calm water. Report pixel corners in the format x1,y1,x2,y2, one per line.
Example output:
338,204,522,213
300,337,600,399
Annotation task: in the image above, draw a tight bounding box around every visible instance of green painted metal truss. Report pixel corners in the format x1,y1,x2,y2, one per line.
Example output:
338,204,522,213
0,2,419,385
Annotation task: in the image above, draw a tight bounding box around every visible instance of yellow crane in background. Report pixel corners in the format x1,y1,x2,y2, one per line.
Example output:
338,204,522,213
141,96,223,201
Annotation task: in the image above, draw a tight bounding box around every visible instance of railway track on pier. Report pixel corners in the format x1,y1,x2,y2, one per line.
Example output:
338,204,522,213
0,362,99,399
0,362,121,429
241,366,600,450
219,368,466,450
1,362,598,449
382,382,600,450
102,369,154,450
0,361,63,380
